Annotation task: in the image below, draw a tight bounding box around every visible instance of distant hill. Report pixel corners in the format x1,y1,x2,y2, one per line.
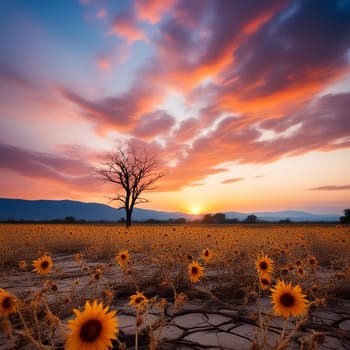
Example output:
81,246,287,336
0,198,193,222
0,198,340,222
225,210,339,222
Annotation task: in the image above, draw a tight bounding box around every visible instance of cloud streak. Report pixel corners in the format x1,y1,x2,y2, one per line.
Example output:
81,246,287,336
221,178,244,185
309,185,350,191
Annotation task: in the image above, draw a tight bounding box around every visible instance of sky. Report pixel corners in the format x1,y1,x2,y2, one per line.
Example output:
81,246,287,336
1,0,350,216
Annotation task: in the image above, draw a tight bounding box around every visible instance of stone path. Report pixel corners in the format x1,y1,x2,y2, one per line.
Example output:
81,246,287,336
0,254,349,349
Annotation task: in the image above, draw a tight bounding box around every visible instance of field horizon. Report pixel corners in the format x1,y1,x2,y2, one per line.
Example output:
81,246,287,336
0,198,344,223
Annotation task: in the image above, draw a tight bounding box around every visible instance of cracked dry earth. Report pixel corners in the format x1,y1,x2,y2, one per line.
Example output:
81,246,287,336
1,254,350,350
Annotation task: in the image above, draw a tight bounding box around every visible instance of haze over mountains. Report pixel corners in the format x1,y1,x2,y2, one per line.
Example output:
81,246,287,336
0,198,340,222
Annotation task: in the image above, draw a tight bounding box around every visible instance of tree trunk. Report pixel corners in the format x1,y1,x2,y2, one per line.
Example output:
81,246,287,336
126,208,132,227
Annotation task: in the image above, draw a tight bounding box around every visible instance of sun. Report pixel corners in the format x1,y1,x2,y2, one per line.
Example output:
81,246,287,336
190,206,201,215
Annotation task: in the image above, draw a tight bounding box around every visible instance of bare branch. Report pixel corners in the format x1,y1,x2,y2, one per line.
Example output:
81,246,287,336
97,144,167,226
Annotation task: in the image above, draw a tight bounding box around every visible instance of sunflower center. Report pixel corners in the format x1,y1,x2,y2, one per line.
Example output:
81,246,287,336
260,262,268,270
204,250,209,257
2,297,12,309
191,266,198,274
261,278,269,286
135,297,143,304
80,319,102,342
41,260,49,269
280,293,295,307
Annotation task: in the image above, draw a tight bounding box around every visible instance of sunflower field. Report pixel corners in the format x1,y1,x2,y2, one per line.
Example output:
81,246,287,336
0,223,349,349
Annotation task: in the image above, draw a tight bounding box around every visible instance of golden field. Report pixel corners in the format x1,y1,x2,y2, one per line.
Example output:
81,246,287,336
0,223,349,349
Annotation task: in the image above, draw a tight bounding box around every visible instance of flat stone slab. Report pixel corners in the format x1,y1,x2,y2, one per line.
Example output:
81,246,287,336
184,330,252,349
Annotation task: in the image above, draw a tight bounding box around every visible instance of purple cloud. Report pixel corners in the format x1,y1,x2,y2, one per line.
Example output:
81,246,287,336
0,68,38,90
257,92,350,158
0,143,100,191
132,110,176,140
60,83,163,135
221,0,350,101
111,6,145,42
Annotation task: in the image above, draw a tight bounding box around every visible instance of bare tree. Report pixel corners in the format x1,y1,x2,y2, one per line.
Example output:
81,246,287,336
98,145,167,227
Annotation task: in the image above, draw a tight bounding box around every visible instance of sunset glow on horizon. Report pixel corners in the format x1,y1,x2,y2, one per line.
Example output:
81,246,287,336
1,0,350,215
190,206,201,216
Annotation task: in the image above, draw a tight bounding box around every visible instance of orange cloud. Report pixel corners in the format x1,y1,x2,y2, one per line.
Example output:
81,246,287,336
173,118,202,143
193,3,286,85
111,10,145,42
218,66,348,116
135,0,177,24
158,90,350,191
96,57,111,71
138,1,288,98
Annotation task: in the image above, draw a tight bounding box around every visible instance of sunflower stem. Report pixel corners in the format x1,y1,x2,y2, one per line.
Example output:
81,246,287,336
277,318,288,350
277,315,306,350
135,311,139,350
33,299,43,347
153,299,166,349
256,279,269,349
257,283,263,330
17,308,43,349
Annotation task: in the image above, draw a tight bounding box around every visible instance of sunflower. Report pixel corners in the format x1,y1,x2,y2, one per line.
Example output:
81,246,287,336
256,255,274,276
18,260,28,270
280,267,289,276
259,274,272,290
297,267,305,279
0,289,17,317
175,292,188,309
32,254,54,275
188,261,204,283
202,248,213,263
271,280,308,319
129,292,149,308
116,250,129,267
308,256,318,267
65,300,118,350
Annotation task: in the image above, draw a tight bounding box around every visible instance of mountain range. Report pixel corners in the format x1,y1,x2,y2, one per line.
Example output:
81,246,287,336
0,198,341,222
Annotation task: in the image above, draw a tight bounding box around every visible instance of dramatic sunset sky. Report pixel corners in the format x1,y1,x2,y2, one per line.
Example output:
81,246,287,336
1,0,350,215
